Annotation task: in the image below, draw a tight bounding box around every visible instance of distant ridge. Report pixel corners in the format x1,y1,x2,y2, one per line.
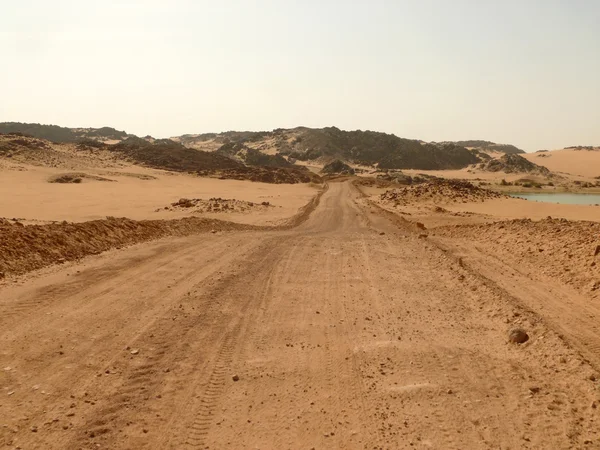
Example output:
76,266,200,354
448,140,525,155
173,126,480,170
0,122,127,143
1,122,527,171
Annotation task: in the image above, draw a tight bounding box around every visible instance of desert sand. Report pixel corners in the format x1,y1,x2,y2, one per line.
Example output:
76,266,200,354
522,148,600,178
0,163,317,226
3,145,600,449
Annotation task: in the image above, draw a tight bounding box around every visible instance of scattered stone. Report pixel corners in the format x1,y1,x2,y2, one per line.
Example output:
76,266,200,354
31,426,38,433
529,386,541,394
508,328,529,344
130,349,139,355
232,375,240,382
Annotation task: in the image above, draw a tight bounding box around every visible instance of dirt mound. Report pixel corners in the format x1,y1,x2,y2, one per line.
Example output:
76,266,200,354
165,197,273,214
321,159,355,175
479,154,551,176
434,217,600,298
0,217,259,276
48,172,116,183
197,166,322,184
0,134,52,155
0,185,326,277
380,179,505,205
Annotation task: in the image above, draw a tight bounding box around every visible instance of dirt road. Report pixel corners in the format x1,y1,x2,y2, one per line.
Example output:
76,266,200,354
1,182,599,449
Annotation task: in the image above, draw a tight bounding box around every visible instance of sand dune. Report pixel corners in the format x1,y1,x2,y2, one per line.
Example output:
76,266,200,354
522,148,600,178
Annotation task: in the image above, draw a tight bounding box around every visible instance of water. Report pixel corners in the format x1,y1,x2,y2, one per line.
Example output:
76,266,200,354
511,193,600,205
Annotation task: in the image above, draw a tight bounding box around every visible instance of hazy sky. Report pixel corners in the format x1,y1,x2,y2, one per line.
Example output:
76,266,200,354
2,1,599,151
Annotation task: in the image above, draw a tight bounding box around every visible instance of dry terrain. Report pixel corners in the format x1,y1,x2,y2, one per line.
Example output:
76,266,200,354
3,131,600,449
0,162,317,226
2,181,600,450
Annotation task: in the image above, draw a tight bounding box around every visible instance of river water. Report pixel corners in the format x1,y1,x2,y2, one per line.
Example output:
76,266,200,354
510,193,600,205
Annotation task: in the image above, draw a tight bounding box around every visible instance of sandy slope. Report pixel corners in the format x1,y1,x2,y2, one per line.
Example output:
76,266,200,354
1,182,600,449
522,149,600,178
0,163,318,225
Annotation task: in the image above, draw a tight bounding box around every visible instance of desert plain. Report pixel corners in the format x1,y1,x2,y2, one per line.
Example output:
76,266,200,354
2,133,600,450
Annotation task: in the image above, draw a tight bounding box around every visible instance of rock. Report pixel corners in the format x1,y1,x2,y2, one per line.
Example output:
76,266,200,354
173,198,195,208
130,349,139,355
379,232,385,235
0,272,4,280
508,328,529,344
528,386,541,394
210,229,217,234
232,375,240,382
416,222,426,230
595,245,600,257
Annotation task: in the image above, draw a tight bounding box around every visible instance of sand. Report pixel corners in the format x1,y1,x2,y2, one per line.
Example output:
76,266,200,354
4,144,600,449
522,148,600,178
2,183,600,449
0,163,318,226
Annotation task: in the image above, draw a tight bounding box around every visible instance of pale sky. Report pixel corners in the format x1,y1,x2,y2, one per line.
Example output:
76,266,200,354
2,0,599,151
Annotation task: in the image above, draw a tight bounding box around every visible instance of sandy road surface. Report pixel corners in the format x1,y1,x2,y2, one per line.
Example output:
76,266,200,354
2,182,600,449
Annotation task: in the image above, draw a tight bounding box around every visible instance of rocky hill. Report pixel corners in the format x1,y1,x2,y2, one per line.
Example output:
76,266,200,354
106,137,241,172
451,140,525,154
478,154,551,175
3,122,514,171
178,127,480,170
321,159,355,175
216,142,292,167
0,122,127,143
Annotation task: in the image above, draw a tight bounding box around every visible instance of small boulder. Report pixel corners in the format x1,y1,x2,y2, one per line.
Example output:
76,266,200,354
508,328,529,344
